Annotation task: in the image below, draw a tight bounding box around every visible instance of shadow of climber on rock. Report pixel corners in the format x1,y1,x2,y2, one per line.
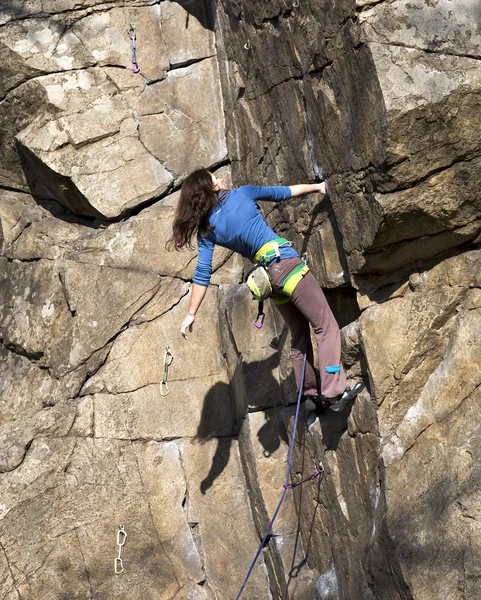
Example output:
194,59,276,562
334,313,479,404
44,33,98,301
196,352,294,494
194,379,234,495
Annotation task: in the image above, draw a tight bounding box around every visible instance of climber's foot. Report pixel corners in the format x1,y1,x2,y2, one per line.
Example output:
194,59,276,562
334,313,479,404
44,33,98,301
328,382,365,413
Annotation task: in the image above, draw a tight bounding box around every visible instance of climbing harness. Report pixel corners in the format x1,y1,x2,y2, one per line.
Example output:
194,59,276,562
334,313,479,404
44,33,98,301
235,345,322,599
160,346,174,396
253,237,291,265
127,23,140,73
247,238,310,328
280,261,309,297
114,524,127,575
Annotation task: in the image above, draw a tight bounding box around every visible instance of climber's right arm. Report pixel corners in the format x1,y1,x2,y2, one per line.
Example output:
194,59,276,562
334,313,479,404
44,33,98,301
181,235,213,339
180,283,208,339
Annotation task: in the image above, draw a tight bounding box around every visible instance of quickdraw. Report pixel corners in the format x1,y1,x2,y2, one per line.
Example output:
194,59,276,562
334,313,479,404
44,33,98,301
284,464,323,489
160,346,174,396
127,23,140,73
114,524,127,575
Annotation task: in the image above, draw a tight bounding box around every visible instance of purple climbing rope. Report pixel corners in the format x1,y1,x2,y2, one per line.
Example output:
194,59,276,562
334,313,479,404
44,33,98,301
235,346,321,599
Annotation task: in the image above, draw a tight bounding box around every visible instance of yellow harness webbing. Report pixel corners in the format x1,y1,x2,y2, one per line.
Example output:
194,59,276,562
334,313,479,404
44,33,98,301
254,237,289,264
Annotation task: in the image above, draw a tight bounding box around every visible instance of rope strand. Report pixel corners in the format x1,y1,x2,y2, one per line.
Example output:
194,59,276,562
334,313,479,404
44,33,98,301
235,344,320,598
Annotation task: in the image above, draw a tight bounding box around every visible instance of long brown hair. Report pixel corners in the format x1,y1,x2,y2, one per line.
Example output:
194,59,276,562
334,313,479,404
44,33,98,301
167,168,217,251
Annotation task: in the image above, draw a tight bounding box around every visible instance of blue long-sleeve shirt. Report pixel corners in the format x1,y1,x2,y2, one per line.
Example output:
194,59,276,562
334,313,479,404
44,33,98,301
193,185,299,286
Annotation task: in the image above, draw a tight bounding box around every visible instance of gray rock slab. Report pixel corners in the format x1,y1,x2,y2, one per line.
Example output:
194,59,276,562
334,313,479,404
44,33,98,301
14,67,174,218
140,57,227,181
359,250,481,444
71,5,169,81
0,347,58,425
247,409,320,595
0,434,272,597
287,398,406,599
222,284,289,409
0,436,194,599
0,401,76,473
132,440,208,587
0,77,52,190
0,190,44,253
0,0,115,24
382,306,481,466
385,364,481,599
80,288,228,396
58,260,161,371
360,0,481,57
160,0,215,67
182,438,273,599
5,214,93,261
369,156,481,250
86,375,235,441
356,249,481,599
63,194,229,277
0,14,95,98
0,258,72,368
0,257,161,378
0,342,111,430
369,43,481,189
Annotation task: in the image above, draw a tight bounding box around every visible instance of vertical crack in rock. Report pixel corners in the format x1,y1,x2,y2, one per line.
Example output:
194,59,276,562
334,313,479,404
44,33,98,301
177,443,208,584
130,441,180,588
0,539,20,598
237,416,286,598
58,269,76,317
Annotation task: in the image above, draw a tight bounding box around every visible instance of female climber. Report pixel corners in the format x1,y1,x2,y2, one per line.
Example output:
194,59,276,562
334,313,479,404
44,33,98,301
167,168,364,412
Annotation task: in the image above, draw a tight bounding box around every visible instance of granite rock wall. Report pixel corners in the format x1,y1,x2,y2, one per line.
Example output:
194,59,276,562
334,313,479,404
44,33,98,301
1,1,480,599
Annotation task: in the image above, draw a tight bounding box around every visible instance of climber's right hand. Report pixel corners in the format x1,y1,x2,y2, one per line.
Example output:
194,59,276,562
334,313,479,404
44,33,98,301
180,313,195,339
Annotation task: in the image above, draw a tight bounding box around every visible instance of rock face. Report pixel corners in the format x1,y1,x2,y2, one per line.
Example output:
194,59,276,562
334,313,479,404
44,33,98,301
1,1,480,599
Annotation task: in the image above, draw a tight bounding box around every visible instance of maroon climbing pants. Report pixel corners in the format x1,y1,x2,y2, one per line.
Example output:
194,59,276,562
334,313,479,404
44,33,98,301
268,257,347,400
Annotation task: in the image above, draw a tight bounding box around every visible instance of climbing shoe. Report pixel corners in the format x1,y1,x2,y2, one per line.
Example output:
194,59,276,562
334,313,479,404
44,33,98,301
328,382,365,413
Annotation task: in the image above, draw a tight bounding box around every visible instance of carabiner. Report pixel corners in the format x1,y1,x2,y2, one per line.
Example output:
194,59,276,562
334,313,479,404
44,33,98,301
254,312,265,329
117,524,127,547
128,23,136,40
160,346,173,396
164,346,173,368
114,557,124,575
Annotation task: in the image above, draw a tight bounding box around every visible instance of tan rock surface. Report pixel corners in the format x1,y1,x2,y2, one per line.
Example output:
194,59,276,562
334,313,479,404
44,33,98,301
139,58,227,180
2,0,481,598
357,251,481,597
